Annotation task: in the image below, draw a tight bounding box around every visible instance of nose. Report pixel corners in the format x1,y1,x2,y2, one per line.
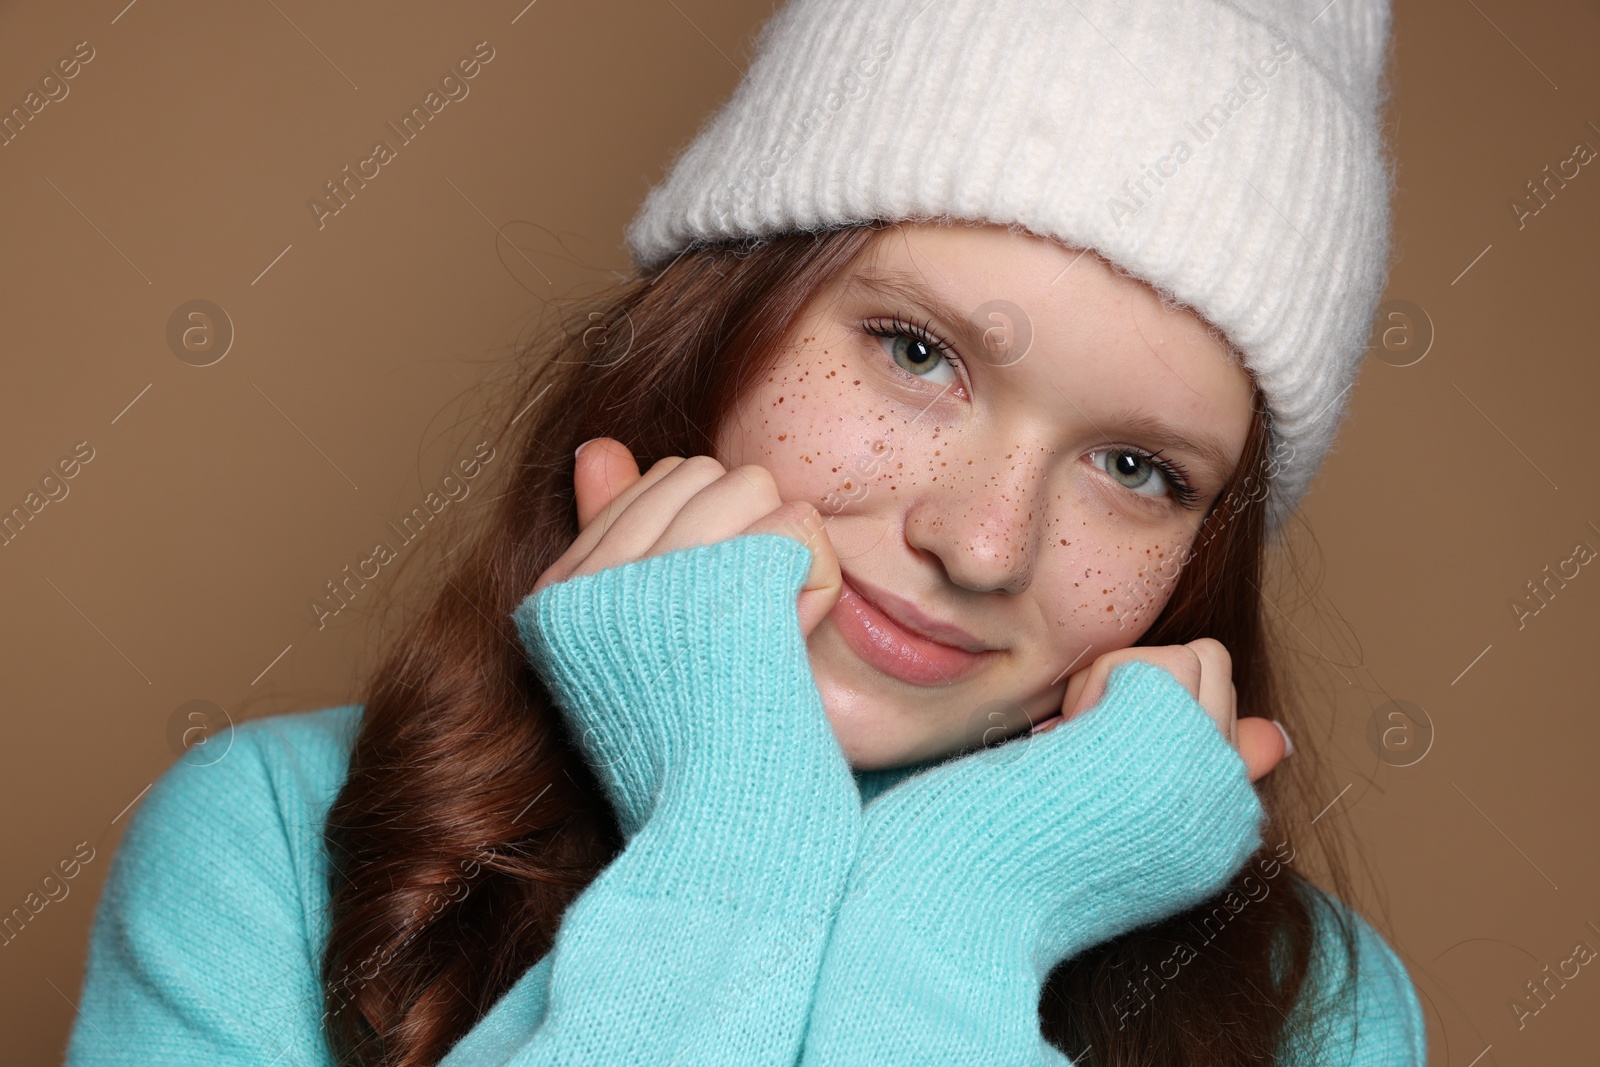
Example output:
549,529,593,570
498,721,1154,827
903,444,1050,595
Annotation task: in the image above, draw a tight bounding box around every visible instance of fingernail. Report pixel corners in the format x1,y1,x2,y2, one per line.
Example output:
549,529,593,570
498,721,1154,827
574,438,600,461
1270,719,1295,757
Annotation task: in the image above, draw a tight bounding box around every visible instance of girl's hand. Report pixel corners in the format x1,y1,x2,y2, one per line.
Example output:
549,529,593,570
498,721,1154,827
532,437,843,635
1049,638,1289,783
514,438,859,843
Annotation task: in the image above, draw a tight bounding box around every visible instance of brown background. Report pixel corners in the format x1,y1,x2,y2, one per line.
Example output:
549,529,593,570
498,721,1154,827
1,0,1596,1062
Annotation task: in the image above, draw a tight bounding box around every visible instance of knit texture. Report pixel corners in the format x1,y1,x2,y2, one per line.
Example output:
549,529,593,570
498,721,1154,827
494,534,863,1063
64,534,1425,1065
800,658,1267,1064
623,0,1397,532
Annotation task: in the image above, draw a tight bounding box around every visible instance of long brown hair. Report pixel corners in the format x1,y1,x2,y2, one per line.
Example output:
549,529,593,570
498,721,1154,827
319,220,1364,1065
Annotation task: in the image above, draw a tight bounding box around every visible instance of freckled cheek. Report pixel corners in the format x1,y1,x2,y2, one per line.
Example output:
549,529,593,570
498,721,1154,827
722,361,885,508
1031,537,1184,653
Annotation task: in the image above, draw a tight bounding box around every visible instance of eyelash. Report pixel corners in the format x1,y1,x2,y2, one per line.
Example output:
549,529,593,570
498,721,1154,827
1108,447,1203,510
861,312,965,376
860,311,1202,510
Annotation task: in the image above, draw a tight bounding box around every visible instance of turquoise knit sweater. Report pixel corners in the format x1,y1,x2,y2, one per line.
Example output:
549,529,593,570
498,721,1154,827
64,534,1426,1065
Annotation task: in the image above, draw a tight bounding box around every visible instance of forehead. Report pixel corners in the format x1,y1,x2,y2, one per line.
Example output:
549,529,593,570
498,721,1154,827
834,223,1248,400
849,222,1238,358
790,222,1257,485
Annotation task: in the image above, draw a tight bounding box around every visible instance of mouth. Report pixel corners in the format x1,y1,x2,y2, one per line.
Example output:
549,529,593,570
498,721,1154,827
829,571,1000,686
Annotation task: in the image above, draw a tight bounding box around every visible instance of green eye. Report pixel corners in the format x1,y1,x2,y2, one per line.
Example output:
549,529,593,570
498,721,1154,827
1089,448,1201,508
863,314,961,389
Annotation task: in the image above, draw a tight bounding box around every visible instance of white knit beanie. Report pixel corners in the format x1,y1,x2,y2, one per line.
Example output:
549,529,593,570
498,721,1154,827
624,0,1396,533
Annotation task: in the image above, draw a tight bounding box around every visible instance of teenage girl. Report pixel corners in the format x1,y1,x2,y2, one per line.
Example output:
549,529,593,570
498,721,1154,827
66,0,1426,1064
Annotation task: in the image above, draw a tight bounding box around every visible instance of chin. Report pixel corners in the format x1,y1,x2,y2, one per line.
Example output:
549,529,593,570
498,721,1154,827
808,656,922,771
817,693,906,771
808,623,1010,771
834,731,913,773
816,678,979,772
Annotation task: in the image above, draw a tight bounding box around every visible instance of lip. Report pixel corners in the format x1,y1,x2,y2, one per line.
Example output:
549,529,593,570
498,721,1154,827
845,573,994,652
829,572,1000,686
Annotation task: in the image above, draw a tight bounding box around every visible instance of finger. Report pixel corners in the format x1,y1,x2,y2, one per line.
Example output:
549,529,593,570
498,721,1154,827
740,499,843,636
1063,647,1200,720
1185,638,1235,745
533,454,687,594
648,464,785,559
572,455,729,577
574,438,642,529
1061,670,1088,724
1236,716,1287,782
640,465,843,635
1062,654,1122,721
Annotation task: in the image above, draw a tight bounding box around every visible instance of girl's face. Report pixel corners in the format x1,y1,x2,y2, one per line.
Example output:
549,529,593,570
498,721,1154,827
713,221,1256,770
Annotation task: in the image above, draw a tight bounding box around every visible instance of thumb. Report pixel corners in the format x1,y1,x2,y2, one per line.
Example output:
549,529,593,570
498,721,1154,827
574,438,641,530
1236,716,1289,783
740,501,842,637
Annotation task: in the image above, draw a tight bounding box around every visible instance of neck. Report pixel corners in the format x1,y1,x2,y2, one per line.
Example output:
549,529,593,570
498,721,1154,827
851,756,943,806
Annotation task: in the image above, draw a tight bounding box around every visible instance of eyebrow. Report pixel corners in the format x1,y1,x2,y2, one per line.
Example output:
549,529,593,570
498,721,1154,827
842,267,1242,485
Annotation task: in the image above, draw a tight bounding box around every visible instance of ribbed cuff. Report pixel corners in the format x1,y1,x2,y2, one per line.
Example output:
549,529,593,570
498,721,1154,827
855,659,1265,974
511,534,851,854
803,660,1264,1064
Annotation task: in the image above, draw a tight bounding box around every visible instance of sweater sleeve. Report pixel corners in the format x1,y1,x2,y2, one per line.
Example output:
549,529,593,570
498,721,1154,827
64,716,350,1067
800,657,1427,1067
1279,885,1429,1065
66,534,861,1067
799,659,1267,1066
452,533,860,1066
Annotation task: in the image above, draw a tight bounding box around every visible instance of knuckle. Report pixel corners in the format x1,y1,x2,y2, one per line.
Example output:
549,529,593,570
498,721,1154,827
733,463,778,495
678,454,726,480
732,463,774,489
